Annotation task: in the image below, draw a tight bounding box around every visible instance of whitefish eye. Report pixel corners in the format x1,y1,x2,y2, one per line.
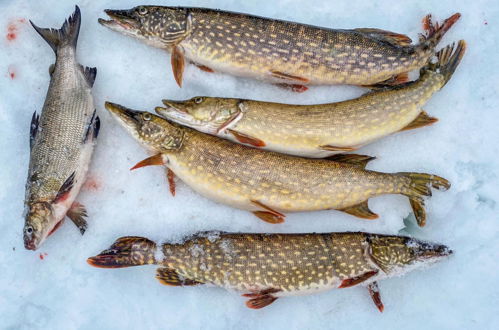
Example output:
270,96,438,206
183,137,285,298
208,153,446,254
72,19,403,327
194,97,204,104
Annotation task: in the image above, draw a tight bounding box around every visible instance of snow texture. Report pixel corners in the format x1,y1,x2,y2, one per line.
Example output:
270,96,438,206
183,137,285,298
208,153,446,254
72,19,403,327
1,0,498,329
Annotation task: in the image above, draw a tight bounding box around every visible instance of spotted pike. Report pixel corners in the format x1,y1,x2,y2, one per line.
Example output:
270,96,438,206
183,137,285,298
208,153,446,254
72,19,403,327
98,6,460,91
156,41,466,158
24,7,100,250
105,102,449,226
88,232,452,311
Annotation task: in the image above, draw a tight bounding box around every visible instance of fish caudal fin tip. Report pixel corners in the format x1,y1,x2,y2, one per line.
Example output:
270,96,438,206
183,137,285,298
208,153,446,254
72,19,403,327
421,12,461,47
430,40,466,86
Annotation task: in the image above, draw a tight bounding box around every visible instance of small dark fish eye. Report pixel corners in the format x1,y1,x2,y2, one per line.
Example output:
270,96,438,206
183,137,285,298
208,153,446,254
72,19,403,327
194,97,204,104
138,7,148,15
26,226,33,234
143,113,152,121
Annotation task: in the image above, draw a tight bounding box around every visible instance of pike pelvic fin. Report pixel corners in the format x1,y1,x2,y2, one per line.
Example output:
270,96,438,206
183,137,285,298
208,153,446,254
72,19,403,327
130,154,164,171
156,268,202,286
167,169,176,197
171,45,185,87
194,63,214,73
243,288,281,309
338,270,379,288
67,201,88,235
340,201,379,220
399,111,438,132
355,28,412,46
87,237,157,268
252,200,285,224
30,5,81,53
368,281,384,313
325,154,376,169
30,111,39,150
361,72,409,89
227,129,266,147
53,172,76,203
398,173,451,226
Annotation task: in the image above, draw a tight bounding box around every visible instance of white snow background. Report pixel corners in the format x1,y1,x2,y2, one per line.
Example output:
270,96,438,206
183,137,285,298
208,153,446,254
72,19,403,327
1,0,498,329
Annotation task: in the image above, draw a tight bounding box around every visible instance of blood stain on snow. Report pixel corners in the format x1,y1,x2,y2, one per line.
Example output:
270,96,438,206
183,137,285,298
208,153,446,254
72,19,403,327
83,176,101,191
39,252,48,260
8,65,16,79
6,18,26,42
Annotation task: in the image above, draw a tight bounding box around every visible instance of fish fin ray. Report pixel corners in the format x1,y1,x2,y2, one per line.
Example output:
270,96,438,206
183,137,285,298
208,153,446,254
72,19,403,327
83,109,100,142
251,200,285,224
355,28,412,46
30,111,39,150
339,270,378,288
320,145,357,152
30,5,81,53
325,154,376,169
130,154,164,171
167,169,176,196
245,294,278,309
194,63,214,73
53,172,75,203
340,201,378,220
368,281,384,312
66,201,88,235
420,13,461,47
227,129,265,147
270,70,309,83
171,45,185,87
399,111,438,132
156,267,202,286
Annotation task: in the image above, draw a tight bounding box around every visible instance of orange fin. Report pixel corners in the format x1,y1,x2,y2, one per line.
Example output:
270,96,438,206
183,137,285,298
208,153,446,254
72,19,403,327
275,83,309,93
421,13,461,45
362,72,410,89
339,270,378,288
243,289,281,309
270,70,309,83
355,28,412,46
368,281,384,313
227,129,265,147
130,154,164,171
326,154,375,169
340,201,379,220
156,267,202,286
171,45,185,87
66,201,88,235
195,63,214,73
167,169,176,196
253,211,285,224
399,111,438,132
320,145,357,152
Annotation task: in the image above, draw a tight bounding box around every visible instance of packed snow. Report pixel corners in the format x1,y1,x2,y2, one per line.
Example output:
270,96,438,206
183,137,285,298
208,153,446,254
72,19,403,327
1,0,498,329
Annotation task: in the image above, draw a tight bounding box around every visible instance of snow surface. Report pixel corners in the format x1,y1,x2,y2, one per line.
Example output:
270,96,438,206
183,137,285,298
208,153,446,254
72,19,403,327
1,0,498,329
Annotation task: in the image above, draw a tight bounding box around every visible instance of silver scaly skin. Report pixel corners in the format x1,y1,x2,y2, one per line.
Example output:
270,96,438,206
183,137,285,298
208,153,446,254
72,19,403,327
88,232,452,311
24,6,99,250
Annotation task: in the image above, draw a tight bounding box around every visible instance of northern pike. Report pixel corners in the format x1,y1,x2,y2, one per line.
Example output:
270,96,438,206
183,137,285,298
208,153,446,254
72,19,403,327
156,41,466,158
87,232,452,311
98,6,460,91
24,7,100,250
105,103,449,226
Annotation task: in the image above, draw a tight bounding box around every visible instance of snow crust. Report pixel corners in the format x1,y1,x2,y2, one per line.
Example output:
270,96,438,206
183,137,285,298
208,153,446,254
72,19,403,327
1,0,498,329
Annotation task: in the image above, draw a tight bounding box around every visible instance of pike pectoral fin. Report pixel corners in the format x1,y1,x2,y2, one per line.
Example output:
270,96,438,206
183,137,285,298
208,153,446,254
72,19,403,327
252,200,285,224
67,201,88,235
194,63,214,73
167,168,176,197
362,72,409,89
171,45,185,87
354,28,412,46
320,145,357,152
130,154,164,171
326,154,376,169
340,201,379,220
243,288,281,309
30,111,39,150
275,83,309,93
368,281,384,313
270,70,309,83
227,129,266,147
53,172,76,203
156,267,202,286
399,111,438,132
338,270,378,288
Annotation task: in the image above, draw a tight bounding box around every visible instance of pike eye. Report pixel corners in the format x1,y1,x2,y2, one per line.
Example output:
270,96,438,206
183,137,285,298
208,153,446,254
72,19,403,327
194,97,204,104
138,7,148,15
142,113,152,121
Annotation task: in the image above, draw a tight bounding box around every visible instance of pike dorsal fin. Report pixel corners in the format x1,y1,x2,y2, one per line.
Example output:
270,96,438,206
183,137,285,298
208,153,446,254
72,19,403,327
326,154,376,169
355,28,412,46
399,111,438,132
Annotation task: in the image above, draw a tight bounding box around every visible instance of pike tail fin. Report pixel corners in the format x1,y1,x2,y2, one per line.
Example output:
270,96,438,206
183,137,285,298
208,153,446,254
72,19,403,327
424,40,466,87
419,13,461,48
30,5,81,53
87,237,157,268
398,173,450,227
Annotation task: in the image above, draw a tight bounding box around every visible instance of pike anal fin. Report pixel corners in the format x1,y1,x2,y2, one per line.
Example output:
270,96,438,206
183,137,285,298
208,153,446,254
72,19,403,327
340,201,379,220
325,154,375,169
156,267,202,286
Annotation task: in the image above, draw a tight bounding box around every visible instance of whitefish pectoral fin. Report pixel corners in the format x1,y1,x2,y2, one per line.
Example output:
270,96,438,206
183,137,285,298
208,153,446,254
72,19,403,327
67,201,88,235
84,109,100,142
30,111,39,150
340,201,379,220
368,281,384,313
227,129,266,147
326,154,376,169
338,270,379,288
130,154,164,171
399,111,438,132
171,45,185,87
156,267,202,286
53,172,76,203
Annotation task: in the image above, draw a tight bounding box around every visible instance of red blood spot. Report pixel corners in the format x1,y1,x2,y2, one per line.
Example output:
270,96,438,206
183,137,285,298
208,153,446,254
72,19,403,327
83,176,101,191
8,65,16,79
6,18,26,42
39,253,48,260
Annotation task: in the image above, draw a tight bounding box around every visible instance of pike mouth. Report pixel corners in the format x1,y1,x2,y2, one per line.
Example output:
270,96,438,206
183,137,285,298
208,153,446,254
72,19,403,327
98,9,139,30
105,101,142,128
